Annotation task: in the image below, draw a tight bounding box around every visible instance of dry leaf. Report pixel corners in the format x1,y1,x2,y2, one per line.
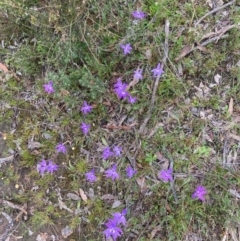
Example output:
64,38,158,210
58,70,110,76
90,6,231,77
200,32,216,41
206,0,213,8
126,78,139,90
136,177,147,193
61,225,73,238
126,66,141,90
201,24,239,42
166,202,172,212
229,189,240,199
155,152,169,169
28,140,43,149
101,194,115,200
199,111,205,119
175,45,193,61
104,124,134,130
60,88,69,96
216,0,224,7
58,198,73,213
203,133,213,143
214,74,222,84
194,82,211,99
196,45,209,53
150,225,161,239
112,200,122,208
228,98,233,116
229,133,240,142
0,155,14,165
79,188,88,202
145,49,152,60
36,233,48,241
50,235,56,241
0,63,8,73
67,193,80,201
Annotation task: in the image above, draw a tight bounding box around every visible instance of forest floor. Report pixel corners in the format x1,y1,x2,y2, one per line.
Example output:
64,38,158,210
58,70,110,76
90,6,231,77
0,0,240,240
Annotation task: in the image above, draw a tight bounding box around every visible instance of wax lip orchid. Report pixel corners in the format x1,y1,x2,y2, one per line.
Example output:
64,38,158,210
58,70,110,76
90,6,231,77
37,159,58,175
151,63,164,78
81,122,90,135
56,143,67,154
120,43,132,55
113,78,137,103
81,101,92,115
85,169,97,183
113,78,129,100
126,166,137,178
192,185,207,202
133,68,143,81
111,209,127,226
103,208,127,240
113,146,122,157
128,95,137,104
158,168,173,182
102,145,122,159
131,10,146,19
37,159,48,175
102,147,114,160
47,160,59,174
105,164,120,181
103,219,123,241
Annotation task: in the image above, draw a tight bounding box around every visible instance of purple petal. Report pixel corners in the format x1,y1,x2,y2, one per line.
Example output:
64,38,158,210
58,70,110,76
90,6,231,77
43,81,54,94
132,10,146,19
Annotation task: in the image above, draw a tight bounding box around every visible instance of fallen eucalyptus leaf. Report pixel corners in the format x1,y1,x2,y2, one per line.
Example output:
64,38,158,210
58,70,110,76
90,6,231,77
58,198,73,213
28,140,43,149
101,194,115,200
112,200,122,208
79,188,88,202
67,193,80,201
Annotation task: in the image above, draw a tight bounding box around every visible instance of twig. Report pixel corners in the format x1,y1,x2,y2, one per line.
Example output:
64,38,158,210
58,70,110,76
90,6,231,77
15,203,28,221
200,33,229,46
175,34,229,61
2,200,28,215
195,0,236,26
0,155,14,165
200,24,239,41
223,133,229,168
0,212,13,240
139,19,170,134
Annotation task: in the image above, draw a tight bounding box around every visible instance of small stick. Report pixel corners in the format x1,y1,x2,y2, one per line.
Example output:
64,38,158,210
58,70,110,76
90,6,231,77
15,203,28,221
175,34,229,61
200,34,229,46
195,0,236,26
2,200,28,215
0,155,14,165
